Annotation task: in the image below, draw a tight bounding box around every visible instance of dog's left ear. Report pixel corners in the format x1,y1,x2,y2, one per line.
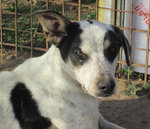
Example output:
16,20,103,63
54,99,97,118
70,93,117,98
112,25,131,66
32,10,71,45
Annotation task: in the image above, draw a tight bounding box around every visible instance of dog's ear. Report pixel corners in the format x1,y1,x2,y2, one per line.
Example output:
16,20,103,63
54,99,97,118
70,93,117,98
112,25,131,66
32,10,71,45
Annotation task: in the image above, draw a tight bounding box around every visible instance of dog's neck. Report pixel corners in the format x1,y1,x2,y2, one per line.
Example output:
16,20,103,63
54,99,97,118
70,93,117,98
15,45,98,102
47,45,78,82
30,45,82,93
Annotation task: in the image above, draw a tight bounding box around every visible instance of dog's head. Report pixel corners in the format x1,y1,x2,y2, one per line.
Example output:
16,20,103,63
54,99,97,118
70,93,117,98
33,10,131,98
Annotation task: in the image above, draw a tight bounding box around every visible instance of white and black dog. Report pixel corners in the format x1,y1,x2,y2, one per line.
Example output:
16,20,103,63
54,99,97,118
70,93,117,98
0,10,131,129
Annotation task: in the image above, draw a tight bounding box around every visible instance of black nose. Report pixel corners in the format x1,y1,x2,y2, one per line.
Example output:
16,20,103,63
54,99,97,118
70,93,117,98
98,79,115,94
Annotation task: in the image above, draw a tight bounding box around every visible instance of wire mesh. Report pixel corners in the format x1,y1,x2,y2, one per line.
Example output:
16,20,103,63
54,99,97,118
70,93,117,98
0,0,149,83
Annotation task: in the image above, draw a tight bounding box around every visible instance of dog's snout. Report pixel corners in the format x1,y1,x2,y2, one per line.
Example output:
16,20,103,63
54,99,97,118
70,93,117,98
109,79,115,91
97,79,115,95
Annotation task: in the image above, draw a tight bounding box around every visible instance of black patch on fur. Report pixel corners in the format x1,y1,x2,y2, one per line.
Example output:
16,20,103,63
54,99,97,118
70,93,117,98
10,83,51,129
87,20,93,24
103,30,122,63
112,25,131,66
58,22,88,66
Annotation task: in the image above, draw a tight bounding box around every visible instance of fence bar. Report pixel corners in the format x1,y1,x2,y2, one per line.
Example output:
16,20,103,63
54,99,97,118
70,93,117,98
144,1,150,83
117,0,125,75
0,0,149,83
113,0,117,25
0,0,2,61
127,0,133,81
4,6,150,16
2,11,32,16
0,42,47,52
119,27,148,33
78,0,81,21
30,0,33,57
96,0,98,21
62,1,65,16
60,2,95,9
46,0,49,9
117,60,146,68
1,25,150,35
46,0,49,51
98,6,150,16
15,0,18,57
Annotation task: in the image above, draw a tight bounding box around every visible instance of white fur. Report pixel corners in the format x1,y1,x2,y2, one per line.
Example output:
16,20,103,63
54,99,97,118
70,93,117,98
0,21,125,129
68,21,117,97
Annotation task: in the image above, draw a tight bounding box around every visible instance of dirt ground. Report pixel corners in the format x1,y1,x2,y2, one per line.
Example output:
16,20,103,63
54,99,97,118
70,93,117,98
0,50,150,129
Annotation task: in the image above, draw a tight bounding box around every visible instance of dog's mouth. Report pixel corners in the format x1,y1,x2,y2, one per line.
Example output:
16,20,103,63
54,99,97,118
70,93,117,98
97,92,114,97
97,88,116,97
82,88,114,98
80,84,115,98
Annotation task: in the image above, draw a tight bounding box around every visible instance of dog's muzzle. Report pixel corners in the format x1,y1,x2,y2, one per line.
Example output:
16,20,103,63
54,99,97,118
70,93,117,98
97,78,116,97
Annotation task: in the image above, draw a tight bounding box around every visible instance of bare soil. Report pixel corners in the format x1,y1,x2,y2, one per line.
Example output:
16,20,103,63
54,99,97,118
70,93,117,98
100,80,150,129
0,50,150,129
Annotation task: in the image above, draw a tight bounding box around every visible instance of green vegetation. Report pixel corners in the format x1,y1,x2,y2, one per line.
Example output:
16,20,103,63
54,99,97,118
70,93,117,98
3,1,47,48
81,12,96,20
125,81,150,98
124,82,137,96
120,68,145,80
2,0,150,85
2,0,96,49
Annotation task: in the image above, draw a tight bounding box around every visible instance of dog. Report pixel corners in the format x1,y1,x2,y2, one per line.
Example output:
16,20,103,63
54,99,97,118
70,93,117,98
0,10,131,129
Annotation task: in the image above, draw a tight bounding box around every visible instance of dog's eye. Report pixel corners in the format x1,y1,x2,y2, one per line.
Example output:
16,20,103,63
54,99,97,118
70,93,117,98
74,50,84,57
72,49,88,65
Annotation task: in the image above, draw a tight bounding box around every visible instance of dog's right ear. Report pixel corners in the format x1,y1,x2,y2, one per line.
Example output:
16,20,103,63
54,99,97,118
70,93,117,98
32,10,71,45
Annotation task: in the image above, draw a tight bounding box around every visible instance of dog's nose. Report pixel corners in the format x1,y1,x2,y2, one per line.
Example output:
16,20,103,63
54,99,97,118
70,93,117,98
98,79,115,94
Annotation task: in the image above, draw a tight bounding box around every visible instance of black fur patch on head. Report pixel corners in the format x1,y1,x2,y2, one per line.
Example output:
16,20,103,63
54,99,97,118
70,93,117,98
87,20,93,24
10,83,51,129
58,22,88,66
103,30,122,63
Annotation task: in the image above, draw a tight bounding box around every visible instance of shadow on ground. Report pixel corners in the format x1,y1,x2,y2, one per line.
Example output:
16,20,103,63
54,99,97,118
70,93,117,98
100,97,150,129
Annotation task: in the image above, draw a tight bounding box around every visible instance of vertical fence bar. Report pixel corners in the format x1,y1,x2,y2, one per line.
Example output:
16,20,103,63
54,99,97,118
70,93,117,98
78,0,81,21
127,0,133,81
113,0,117,25
96,0,98,21
30,0,33,57
46,0,49,51
0,0,2,61
144,1,150,83
113,0,119,77
15,0,18,57
117,0,125,76
62,0,65,16
46,0,49,9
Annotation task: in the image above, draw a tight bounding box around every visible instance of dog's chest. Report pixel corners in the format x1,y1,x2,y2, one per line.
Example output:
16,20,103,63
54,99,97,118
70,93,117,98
53,97,99,129
36,86,100,129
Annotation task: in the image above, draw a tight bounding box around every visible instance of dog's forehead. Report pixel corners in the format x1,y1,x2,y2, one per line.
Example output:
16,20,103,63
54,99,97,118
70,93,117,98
78,20,113,31
58,20,118,62
77,20,114,52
